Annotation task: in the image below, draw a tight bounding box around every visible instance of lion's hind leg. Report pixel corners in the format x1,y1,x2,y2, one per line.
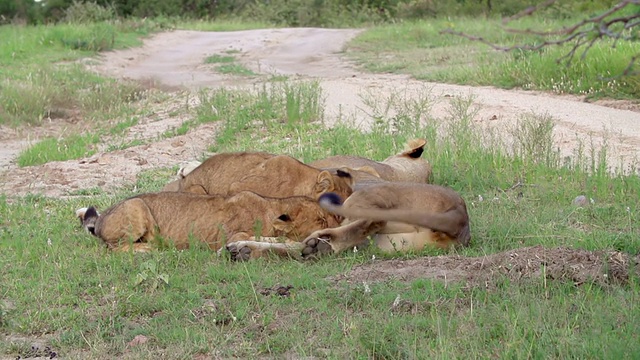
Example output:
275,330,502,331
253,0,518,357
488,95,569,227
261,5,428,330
98,198,157,252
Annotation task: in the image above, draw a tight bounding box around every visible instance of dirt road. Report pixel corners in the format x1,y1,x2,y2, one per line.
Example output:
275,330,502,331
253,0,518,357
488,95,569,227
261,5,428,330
2,28,640,196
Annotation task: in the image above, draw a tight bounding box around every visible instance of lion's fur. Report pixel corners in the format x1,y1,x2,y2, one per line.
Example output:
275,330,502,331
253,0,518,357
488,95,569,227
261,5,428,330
309,139,432,184
310,182,470,254
162,152,354,201
77,191,340,252
226,182,470,260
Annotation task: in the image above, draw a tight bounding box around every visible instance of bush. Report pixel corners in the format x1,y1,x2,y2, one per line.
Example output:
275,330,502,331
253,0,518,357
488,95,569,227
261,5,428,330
63,1,115,23
243,0,390,27
46,22,116,51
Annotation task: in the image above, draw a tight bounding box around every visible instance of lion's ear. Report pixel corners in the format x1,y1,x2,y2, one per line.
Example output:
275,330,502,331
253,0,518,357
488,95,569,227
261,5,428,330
401,138,426,159
273,214,292,231
316,170,335,193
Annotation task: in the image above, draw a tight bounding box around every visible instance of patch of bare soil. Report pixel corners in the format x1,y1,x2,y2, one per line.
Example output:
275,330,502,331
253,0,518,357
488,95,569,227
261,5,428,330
2,334,57,360
0,92,216,197
0,122,217,197
330,246,640,287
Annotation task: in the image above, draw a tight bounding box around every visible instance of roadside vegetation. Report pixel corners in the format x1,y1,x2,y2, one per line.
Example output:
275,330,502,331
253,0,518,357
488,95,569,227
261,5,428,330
346,16,640,99
2,0,640,358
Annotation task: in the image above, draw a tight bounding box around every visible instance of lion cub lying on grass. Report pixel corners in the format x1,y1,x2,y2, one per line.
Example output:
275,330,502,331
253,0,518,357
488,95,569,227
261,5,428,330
226,181,470,261
76,192,340,253
162,151,354,201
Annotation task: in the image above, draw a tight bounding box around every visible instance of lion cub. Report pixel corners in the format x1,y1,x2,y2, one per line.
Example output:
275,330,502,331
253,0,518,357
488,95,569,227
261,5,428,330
309,138,432,185
163,151,354,201
76,191,340,253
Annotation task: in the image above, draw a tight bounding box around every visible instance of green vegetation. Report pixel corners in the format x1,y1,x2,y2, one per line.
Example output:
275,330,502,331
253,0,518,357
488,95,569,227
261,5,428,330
16,133,100,167
2,0,640,357
215,63,256,76
346,17,640,99
2,81,639,358
5,0,618,27
177,19,275,32
204,54,236,64
0,19,168,131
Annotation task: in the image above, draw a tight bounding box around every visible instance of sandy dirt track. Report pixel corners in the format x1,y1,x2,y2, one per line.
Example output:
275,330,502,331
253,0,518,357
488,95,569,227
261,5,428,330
2,28,640,196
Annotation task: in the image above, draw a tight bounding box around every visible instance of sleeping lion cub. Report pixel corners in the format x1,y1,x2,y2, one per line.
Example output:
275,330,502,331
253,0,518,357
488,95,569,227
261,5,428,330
76,191,340,253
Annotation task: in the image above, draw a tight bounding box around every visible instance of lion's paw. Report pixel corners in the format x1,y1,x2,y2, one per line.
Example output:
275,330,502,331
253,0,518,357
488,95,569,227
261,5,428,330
225,242,253,262
301,236,334,259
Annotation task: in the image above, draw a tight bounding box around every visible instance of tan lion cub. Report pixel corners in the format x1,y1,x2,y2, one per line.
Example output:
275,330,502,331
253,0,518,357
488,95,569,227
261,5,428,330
162,151,354,201
309,138,432,185
76,191,340,253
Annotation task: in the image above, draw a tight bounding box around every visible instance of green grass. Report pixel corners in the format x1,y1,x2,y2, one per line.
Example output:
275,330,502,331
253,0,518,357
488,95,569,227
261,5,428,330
0,21,165,127
204,53,258,77
215,63,257,76
346,16,640,99
2,83,640,358
0,21,172,166
3,16,640,358
16,134,100,167
204,54,236,64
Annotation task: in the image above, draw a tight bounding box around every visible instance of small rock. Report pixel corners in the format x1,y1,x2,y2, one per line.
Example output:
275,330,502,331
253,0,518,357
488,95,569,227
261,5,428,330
572,195,588,207
127,334,149,347
171,139,186,147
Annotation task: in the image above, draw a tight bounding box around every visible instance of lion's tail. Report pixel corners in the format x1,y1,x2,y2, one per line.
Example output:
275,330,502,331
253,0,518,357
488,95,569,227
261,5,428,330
318,193,468,241
76,206,100,236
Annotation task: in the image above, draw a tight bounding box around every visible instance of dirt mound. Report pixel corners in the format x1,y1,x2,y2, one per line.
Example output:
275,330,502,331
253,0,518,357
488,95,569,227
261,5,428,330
330,246,640,287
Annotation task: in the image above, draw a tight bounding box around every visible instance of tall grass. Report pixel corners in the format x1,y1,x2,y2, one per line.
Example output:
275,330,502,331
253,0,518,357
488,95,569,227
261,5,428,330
164,81,324,145
0,20,166,127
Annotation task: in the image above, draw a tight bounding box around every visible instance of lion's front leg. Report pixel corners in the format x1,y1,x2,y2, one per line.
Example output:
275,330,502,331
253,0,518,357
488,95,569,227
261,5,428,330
224,237,305,261
113,242,155,253
301,220,385,259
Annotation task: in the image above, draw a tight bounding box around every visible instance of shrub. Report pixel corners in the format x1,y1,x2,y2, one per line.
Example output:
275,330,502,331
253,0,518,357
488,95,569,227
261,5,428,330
63,0,115,23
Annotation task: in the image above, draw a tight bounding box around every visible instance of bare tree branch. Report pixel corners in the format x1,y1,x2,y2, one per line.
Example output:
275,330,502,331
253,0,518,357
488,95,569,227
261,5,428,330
441,0,640,78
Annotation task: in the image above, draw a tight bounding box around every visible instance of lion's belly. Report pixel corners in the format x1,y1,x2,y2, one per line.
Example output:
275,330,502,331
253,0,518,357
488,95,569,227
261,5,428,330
374,222,456,252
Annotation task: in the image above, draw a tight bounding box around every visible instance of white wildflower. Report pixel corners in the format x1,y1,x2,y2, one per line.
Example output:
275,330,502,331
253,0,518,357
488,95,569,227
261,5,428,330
363,282,371,294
